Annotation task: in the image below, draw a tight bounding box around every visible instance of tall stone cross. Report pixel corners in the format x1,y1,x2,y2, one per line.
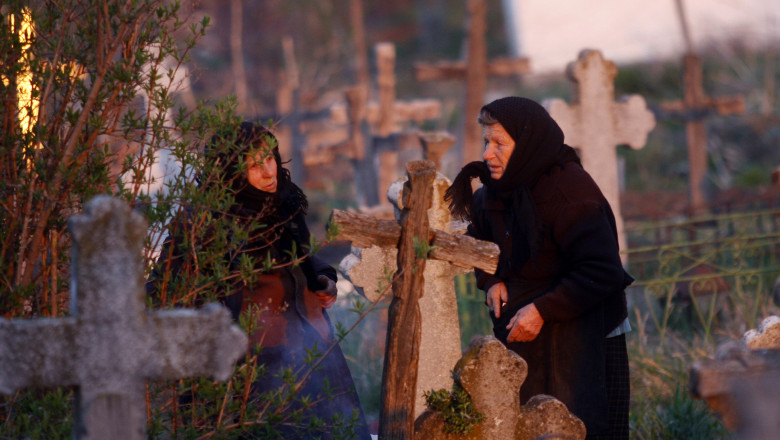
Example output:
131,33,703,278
0,196,247,440
545,49,656,260
307,43,441,208
332,159,499,438
414,0,531,166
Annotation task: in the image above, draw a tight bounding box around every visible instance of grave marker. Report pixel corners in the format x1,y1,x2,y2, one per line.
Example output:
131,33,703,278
665,0,746,215
340,137,484,418
307,43,441,208
331,160,499,438
0,196,247,439
414,0,531,165
545,49,656,260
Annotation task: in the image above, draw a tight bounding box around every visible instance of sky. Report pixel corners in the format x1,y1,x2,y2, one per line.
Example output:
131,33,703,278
503,0,780,73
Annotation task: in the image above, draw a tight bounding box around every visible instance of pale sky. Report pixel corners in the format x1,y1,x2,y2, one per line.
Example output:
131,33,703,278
503,0,780,73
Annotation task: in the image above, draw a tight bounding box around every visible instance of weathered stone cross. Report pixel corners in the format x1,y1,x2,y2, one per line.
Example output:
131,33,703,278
331,160,499,438
0,196,247,440
414,0,531,165
545,49,656,260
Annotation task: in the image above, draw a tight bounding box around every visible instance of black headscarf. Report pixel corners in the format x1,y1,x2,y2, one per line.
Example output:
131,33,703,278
445,96,581,264
207,121,309,259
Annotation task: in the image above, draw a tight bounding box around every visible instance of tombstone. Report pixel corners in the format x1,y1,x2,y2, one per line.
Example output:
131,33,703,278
414,0,531,166
690,316,780,437
330,160,500,438
414,335,586,440
340,136,493,419
544,49,656,261
743,315,780,350
0,196,247,439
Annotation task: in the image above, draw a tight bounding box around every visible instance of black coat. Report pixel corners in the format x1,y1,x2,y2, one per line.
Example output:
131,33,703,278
148,207,371,439
468,160,631,434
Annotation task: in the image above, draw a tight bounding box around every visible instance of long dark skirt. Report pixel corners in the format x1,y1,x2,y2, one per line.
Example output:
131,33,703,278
244,319,372,440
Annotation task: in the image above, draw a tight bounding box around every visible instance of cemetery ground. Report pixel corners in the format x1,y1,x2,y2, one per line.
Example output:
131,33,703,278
5,207,774,438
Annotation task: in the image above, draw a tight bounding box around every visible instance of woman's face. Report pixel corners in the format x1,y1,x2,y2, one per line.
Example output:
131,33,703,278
482,122,515,180
246,145,278,193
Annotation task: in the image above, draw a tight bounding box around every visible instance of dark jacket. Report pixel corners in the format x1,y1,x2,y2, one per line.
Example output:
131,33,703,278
468,160,631,434
147,207,370,440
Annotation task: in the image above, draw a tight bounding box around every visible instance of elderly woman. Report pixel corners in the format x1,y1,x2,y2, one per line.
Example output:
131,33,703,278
149,121,371,439
446,97,633,439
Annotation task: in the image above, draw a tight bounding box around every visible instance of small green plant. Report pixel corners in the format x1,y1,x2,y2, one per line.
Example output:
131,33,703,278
424,382,484,435
630,384,729,440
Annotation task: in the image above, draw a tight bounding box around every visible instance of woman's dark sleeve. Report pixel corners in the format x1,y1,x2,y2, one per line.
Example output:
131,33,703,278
290,211,337,291
466,194,503,295
532,199,627,323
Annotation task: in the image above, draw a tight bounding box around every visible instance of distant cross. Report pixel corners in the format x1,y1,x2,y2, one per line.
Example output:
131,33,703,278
661,0,746,215
545,49,656,260
331,160,499,438
414,0,531,165
664,56,744,216
306,43,441,208
0,196,247,440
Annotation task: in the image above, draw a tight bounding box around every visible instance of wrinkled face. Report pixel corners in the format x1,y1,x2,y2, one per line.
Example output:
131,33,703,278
482,123,515,180
245,144,278,193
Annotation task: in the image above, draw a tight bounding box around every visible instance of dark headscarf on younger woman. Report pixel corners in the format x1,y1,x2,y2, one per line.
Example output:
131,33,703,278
207,121,325,292
445,97,581,268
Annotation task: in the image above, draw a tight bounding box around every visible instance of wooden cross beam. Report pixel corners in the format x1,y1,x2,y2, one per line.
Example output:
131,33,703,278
330,160,499,439
414,0,531,166
659,53,746,216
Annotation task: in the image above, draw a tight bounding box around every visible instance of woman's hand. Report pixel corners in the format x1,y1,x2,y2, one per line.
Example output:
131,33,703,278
486,282,508,318
314,275,338,309
506,303,544,342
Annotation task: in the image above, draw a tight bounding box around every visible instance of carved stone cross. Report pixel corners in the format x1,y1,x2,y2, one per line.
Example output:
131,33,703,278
0,196,247,440
545,49,656,259
331,160,499,439
414,0,531,165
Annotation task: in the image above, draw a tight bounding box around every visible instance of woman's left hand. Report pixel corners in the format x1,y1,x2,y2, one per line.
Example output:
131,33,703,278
506,303,544,342
314,275,338,309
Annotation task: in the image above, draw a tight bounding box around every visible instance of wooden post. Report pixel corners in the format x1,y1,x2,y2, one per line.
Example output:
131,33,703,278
379,160,435,439
414,0,531,166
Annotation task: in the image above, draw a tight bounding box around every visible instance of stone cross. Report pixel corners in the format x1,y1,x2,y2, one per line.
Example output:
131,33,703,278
414,0,531,165
545,49,656,260
331,160,499,438
0,196,247,440
414,335,586,440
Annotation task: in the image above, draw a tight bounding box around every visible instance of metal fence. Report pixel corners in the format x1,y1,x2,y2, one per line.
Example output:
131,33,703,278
455,209,780,347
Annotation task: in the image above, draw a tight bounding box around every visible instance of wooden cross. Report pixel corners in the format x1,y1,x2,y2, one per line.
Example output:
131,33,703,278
663,0,746,215
545,49,656,261
659,54,745,216
305,43,442,208
414,0,531,166
331,160,499,439
0,196,247,440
